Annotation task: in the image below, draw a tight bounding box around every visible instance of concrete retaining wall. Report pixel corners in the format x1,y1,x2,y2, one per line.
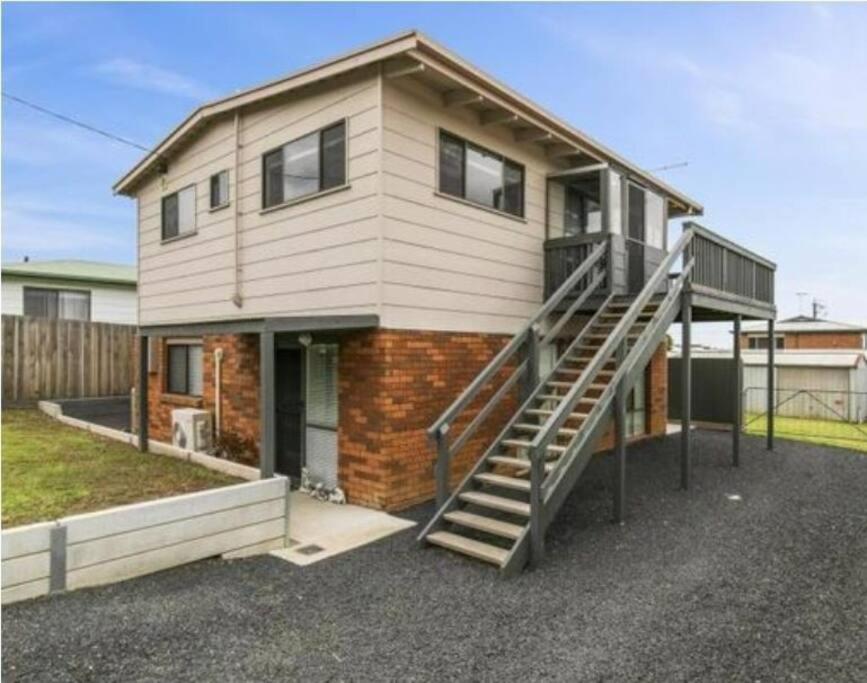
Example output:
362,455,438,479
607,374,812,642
1,478,289,605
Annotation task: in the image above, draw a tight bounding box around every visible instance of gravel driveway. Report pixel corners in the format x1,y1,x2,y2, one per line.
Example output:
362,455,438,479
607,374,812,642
3,431,866,682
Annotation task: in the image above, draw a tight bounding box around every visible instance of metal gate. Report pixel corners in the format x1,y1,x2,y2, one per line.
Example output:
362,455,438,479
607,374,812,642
743,387,867,453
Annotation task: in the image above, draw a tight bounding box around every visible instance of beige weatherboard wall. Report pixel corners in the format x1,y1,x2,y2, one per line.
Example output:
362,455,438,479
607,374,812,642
121,31,702,334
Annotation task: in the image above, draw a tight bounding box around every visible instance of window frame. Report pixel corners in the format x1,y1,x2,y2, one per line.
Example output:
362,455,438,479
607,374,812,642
437,129,525,219
260,119,348,211
164,339,204,397
161,184,197,242
22,286,91,321
209,170,230,211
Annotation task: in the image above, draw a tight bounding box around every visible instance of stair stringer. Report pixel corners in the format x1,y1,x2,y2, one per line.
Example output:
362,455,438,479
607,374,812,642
539,294,683,533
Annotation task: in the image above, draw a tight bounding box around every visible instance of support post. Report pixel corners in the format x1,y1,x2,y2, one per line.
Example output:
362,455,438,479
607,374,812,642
680,292,692,489
521,327,540,403
259,331,275,478
767,318,775,451
529,450,545,567
434,428,450,509
138,334,149,453
733,315,742,466
613,341,627,523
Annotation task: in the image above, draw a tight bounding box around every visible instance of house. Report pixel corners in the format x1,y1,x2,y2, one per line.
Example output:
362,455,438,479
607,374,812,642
115,31,777,572
740,315,867,350
1,259,137,325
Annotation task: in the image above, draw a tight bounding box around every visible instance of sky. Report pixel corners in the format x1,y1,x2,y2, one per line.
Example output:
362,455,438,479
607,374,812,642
3,2,866,347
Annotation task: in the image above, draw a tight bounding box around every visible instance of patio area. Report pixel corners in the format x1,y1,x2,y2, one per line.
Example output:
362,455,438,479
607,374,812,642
2,431,865,681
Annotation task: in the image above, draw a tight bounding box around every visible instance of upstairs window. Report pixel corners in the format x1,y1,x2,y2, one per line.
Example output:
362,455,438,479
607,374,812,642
262,121,346,209
166,340,203,396
438,130,524,218
210,170,229,209
161,185,196,240
23,287,90,321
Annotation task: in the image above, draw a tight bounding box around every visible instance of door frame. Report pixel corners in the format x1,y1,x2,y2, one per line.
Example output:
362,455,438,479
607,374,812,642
274,335,307,480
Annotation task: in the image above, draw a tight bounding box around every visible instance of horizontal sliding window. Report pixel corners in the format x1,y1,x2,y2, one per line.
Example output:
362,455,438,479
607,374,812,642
262,120,346,209
161,185,196,240
23,287,90,321
438,130,524,218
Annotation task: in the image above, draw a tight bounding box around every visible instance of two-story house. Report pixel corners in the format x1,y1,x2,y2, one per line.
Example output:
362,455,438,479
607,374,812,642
116,32,777,571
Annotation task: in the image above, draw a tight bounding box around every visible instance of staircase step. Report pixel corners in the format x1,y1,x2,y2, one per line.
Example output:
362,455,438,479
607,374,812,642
537,394,599,404
488,455,557,474
556,368,614,377
501,439,566,454
459,491,531,516
526,408,589,419
426,530,509,566
547,380,608,390
443,510,524,540
474,472,531,491
514,423,579,437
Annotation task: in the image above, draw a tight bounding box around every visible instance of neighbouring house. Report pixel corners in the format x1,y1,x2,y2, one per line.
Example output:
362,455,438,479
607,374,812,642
740,315,867,350
1,259,137,325
114,31,776,571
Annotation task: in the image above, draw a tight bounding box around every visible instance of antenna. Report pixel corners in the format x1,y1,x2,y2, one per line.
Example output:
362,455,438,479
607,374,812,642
649,161,689,173
812,298,827,320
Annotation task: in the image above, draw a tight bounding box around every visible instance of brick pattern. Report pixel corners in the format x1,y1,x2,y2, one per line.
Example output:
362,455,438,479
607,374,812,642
338,329,517,511
135,330,669,512
136,335,260,463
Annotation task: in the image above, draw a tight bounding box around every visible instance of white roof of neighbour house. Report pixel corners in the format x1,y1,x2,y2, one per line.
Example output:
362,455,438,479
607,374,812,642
741,316,867,334
669,349,867,369
1,260,137,288
112,30,703,215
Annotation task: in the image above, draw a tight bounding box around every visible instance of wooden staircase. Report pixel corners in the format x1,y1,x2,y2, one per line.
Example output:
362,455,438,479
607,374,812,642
419,231,696,575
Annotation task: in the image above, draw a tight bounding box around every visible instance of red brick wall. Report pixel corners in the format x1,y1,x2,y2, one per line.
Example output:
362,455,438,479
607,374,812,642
338,329,517,511
135,330,669,512
136,334,260,463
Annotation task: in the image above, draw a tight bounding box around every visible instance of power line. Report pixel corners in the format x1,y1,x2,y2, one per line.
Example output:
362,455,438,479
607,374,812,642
2,92,149,152
649,161,689,173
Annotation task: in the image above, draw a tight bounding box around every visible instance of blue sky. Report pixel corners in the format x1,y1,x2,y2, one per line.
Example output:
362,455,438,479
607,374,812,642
3,2,866,345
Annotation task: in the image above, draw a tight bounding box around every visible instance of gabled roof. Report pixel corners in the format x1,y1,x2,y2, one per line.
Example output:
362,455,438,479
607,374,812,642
741,317,867,334
113,30,703,215
1,260,137,287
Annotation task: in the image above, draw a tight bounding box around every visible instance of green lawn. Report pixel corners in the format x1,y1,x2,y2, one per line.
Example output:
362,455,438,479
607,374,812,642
1,410,241,528
744,413,867,454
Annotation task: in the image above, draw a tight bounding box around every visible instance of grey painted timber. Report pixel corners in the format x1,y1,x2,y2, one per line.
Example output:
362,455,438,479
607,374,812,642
259,332,275,479
138,335,149,453
733,315,742,466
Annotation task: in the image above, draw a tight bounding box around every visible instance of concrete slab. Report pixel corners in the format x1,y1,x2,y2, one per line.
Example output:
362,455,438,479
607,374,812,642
270,492,416,566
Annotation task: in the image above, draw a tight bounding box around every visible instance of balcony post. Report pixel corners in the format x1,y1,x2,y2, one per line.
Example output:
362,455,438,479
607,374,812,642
767,318,775,451
680,291,692,490
612,340,627,523
259,331,275,478
137,334,149,453
733,315,742,466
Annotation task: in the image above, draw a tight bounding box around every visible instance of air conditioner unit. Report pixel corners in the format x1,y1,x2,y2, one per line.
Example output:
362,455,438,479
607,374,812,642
171,408,213,452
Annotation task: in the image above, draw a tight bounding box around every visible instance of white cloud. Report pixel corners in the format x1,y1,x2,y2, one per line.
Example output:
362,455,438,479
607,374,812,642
92,58,216,100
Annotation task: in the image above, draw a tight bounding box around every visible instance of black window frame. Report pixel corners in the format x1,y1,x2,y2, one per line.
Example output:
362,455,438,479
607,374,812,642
209,170,230,210
165,341,203,396
161,184,197,241
261,120,347,210
437,129,525,218
22,286,91,321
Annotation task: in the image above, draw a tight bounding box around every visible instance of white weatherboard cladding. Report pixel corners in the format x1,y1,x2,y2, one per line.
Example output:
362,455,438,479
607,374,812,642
1,277,137,324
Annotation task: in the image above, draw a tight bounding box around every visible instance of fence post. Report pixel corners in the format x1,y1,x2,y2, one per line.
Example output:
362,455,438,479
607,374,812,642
48,523,67,594
138,334,149,453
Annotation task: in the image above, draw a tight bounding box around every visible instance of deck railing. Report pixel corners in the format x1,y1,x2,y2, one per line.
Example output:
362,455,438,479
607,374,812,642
685,221,775,306
543,233,610,300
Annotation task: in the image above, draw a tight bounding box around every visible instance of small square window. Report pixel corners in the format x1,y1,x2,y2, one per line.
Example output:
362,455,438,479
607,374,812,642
166,341,203,396
210,170,229,209
161,185,196,240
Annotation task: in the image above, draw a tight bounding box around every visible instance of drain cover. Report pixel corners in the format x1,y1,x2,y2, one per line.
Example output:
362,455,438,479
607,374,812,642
296,544,325,556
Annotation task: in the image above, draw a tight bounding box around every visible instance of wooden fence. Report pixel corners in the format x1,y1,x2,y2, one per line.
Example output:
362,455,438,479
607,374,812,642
2,315,135,403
